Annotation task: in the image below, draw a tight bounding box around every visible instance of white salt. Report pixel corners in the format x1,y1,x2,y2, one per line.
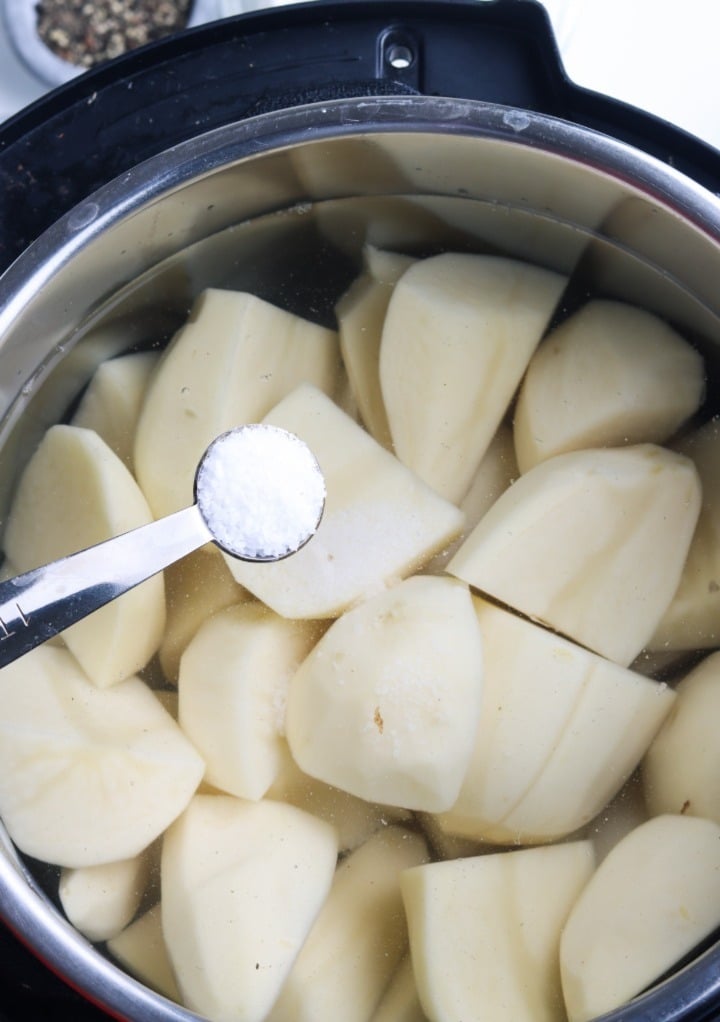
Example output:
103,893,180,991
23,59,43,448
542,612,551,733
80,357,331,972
195,425,325,561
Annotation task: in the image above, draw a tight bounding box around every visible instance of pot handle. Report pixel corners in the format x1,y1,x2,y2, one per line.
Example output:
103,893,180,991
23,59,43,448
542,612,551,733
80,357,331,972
234,0,720,194
240,0,571,120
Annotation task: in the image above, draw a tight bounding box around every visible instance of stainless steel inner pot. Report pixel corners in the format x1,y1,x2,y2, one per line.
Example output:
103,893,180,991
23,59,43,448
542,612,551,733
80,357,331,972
0,94,719,1022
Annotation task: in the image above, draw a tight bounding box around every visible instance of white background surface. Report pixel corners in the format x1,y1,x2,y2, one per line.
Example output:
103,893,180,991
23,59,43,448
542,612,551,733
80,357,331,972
540,0,719,151
0,0,716,150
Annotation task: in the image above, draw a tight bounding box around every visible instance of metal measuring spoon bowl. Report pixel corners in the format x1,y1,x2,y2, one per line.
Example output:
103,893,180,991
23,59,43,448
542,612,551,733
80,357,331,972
0,424,325,668
195,425,326,562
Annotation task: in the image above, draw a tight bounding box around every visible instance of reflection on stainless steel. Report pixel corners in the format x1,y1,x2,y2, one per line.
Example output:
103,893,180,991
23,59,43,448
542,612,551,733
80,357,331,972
0,95,719,1021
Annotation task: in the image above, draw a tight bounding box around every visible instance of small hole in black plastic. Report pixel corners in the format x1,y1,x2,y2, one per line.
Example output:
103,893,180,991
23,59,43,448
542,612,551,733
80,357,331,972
386,42,414,70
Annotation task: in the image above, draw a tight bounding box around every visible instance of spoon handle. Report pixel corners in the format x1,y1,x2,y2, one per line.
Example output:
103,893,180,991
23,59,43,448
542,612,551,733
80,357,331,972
0,505,212,670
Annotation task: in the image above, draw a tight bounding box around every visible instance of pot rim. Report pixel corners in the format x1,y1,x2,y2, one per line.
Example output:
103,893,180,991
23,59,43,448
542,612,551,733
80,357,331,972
3,91,720,341
0,92,719,1021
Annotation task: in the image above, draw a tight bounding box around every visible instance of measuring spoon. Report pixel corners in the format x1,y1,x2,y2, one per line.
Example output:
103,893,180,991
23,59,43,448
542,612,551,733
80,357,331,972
0,424,325,668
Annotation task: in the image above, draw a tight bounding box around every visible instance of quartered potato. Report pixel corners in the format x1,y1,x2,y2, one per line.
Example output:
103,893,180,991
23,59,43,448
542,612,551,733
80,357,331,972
227,385,464,619
448,444,701,666
268,825,429,1022
160,546,249,684
161,794,338,1022
380,252,567,502
134,289,340,518
335,246,415,447
0,645,203,867
107,904,181,1002
643,652,720,825
179,603,324,800
402,842,595,1022
285,575,484,812
650,417,720,650
514,299,705,473
72,350,159,471
3,424,166,688
560,815,720,1022
59,849,154,943
436,598,674,844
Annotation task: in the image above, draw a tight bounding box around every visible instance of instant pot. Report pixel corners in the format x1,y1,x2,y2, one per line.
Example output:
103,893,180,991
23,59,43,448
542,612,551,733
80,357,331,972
0,1,719,1019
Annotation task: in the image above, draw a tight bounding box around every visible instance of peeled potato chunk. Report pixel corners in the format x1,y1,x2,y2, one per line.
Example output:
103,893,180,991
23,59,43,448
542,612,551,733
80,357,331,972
402,841,595,1022
560,815,720,1022
59,850,153,943
179,603,324,800
161,794,338,1022
436,599,674,844
335,247,415,447
643,652,720,825
107,904,181,1002
227,385,464,619
268,825,429,1022
3,424,165,688
513,300,705,473
379,252,566,502
448,444,701,666
286,575,484,812
160,546,249,684
0,645,204,867
134,288,339,518
650,418,720,650
72,350,159,471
